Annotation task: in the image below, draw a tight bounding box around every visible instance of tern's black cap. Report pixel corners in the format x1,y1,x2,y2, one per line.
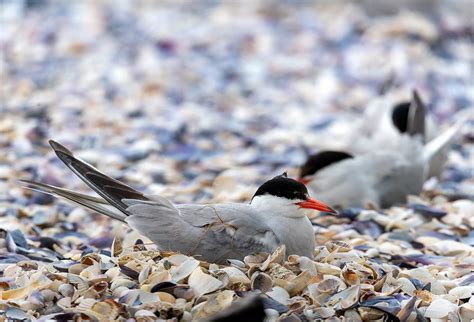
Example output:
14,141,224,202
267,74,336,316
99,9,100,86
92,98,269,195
252,173,309,201
391,101,410,134
300,151,353,178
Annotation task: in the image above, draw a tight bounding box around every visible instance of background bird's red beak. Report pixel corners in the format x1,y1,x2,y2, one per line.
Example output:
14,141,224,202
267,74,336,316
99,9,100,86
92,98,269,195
296,197,337,214
297,178,311,185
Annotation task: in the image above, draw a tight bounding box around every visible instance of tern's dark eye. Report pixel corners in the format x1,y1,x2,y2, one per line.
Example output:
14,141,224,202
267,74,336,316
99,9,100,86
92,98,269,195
252,174,308,201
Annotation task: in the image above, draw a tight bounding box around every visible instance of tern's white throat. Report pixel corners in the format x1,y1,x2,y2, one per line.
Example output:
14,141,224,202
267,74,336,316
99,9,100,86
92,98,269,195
251,194,308,218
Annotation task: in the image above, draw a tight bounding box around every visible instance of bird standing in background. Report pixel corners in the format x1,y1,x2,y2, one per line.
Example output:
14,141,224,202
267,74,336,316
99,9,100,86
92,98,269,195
22,141,337,264
299,90,468,209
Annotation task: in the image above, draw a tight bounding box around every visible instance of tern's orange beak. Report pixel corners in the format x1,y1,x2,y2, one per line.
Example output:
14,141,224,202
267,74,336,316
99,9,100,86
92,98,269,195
297,178,311,185
296,197,337,214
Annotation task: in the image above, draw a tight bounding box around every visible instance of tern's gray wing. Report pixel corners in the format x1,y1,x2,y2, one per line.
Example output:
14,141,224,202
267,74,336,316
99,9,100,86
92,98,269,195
124,201,280,263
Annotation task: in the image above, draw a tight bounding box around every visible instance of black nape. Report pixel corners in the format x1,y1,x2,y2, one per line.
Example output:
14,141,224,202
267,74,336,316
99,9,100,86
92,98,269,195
252,174,309,201
391,101,410,133
300,151,353,178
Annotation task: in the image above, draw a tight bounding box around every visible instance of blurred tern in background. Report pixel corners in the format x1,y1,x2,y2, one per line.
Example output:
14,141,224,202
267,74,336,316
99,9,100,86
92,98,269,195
22,141,337,264
299,91,469,209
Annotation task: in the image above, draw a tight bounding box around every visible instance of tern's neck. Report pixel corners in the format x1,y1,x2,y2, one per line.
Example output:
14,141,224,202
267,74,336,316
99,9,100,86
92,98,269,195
251,195,306,218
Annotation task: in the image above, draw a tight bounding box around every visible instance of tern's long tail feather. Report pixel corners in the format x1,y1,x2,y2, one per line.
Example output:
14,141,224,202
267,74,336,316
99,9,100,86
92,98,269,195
20,180,127,222
47,140,149,215
423,110,471,178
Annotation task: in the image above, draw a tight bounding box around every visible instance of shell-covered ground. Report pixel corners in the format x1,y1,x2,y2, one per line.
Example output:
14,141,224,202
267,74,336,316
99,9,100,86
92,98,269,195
1,1,473,321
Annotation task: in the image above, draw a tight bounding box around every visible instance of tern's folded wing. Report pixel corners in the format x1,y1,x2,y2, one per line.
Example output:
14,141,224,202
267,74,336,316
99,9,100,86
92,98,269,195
124,201,280,263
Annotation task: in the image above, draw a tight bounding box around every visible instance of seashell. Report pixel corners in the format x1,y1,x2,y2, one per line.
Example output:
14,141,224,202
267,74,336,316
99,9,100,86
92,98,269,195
424,298,458,318
357,307,387,320
68,263,89,275
167,254,191,266
326,240,352,253
57,296,72,309
193,290,235,318
138,263,152,284
138,291,160,304
344,309,363,321
156,291,176,304
304,306,336,319
397,296,417,322
341,266,360,286
459,303,474,321
286,270,313,296
110,277,137,291
227,259,246,269
112,286,129,298
86,299,122,320
278,313,302,322
173,285,195,300
325,285,360,310
5,307,35,321
105,266,121,280
317,277,343,294
259,245,286,271
17,260,38,271
220,267,251,285
58,283,75,297
188,267,222,298
68,274,89,294
314,262,341,275
267,286,290,305
81,253,101,266
142,270,172,291
395,277,416,295
110,236,122,257
243,253,269,267
135,309,157,318
296,256,317,276
267,264,296,281
448,285,474,299
0,277,51,300
150,281,177,293
251,272,273,293
40,288,58,302
119,289,140,306
414,289,433,303
27,290,45,309
170,258,200,282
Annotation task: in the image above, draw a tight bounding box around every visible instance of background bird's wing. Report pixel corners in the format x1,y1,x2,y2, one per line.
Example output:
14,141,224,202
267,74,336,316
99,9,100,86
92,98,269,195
124,201,280,263
407,89,426,141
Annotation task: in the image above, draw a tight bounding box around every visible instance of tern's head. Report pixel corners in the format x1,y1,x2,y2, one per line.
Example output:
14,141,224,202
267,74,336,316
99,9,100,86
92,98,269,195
251,173,337,216
299,151,353,183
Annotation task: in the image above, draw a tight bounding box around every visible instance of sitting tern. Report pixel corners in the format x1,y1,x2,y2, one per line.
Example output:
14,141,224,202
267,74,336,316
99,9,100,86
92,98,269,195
22,140,336,264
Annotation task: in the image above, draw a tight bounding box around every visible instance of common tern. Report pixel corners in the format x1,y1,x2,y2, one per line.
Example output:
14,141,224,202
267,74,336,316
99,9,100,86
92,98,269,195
22,140,336,264
299,112,469,209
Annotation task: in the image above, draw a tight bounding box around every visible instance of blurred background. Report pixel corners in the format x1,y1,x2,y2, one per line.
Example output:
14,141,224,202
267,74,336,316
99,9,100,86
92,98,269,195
1,1,473,226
